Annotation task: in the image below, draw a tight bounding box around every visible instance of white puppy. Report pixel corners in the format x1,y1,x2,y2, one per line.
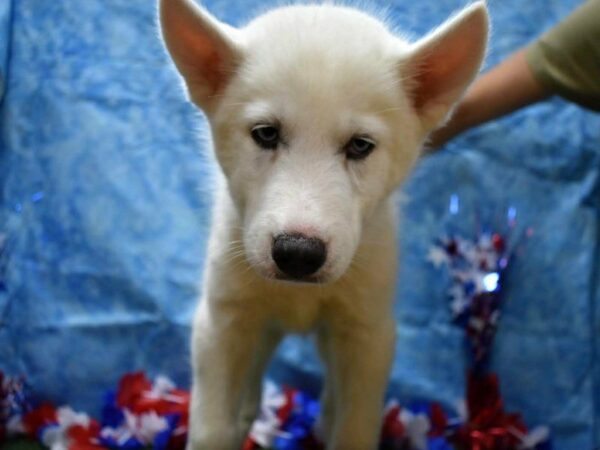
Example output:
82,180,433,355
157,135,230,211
159,1,488,449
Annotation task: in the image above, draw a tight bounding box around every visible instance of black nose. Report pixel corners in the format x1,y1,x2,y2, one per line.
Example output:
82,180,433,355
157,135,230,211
272,233,327,279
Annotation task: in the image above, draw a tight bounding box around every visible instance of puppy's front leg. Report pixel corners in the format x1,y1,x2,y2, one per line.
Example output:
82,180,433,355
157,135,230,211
327,318,396,450
236,328,283,437
187,300,263,450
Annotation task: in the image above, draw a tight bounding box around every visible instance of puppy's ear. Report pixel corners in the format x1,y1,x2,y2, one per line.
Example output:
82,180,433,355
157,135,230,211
404,1,489,131
159,0,242,111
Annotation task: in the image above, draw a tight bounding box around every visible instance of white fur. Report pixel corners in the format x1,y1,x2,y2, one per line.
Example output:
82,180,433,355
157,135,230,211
159,1,488,449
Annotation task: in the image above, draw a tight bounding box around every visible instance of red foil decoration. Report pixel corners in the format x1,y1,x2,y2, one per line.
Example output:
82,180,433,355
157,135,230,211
450,372,528,450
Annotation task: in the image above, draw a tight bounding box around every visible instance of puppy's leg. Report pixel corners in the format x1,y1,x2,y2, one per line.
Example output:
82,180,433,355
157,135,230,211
187,300,264,450
327,318,396,450
236,328,283,440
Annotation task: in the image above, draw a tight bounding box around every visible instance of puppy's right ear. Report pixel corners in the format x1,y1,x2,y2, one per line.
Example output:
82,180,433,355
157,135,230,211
403,1,488,132
159,0,241,111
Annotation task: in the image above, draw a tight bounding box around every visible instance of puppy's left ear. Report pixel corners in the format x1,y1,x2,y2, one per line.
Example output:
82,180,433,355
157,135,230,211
404,1,489,131
159,0,242,111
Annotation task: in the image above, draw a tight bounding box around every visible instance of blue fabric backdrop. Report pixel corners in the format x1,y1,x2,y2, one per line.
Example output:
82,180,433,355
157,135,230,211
1,0,598,448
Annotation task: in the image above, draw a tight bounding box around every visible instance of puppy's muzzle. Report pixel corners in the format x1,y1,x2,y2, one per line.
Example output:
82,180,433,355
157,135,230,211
272,233,326,281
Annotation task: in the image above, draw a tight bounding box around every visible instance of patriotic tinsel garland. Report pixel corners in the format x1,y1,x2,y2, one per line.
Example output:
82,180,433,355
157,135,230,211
1,370,550,450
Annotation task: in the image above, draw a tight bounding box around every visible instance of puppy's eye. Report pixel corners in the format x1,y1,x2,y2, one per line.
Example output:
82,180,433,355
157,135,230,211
345,136,376,160
251,125,280,150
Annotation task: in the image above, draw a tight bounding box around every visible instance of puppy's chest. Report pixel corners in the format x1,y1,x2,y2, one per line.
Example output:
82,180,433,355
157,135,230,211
262,288,329,333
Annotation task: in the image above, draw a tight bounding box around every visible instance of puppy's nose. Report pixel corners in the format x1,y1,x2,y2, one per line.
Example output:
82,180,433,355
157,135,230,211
272,233,326,279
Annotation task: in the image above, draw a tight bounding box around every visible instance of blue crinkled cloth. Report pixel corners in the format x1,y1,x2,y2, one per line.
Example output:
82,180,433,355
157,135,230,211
1,0,599,448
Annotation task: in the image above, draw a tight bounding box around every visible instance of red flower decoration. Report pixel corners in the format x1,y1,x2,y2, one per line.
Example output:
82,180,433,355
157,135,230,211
67,420,104,450
276,387,297,423
381,404,405,439
116,372,190,420
242,436,261,450
429,403,448,437
23,403,57,438
491,234,505,253
116,372,152,409
131,389,190,416
167,428,189,450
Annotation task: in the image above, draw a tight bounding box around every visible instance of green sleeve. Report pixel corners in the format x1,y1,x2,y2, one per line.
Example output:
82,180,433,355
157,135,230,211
526,0,600,111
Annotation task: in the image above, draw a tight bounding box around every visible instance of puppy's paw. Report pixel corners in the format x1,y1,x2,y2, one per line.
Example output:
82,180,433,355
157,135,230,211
186,428,240,450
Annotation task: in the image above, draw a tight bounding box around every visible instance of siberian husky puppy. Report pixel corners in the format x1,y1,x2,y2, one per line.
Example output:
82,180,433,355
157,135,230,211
159,1,488,449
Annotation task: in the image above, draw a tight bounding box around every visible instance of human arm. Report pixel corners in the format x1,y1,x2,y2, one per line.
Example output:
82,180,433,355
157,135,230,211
425,48,549,150
426,0,600,151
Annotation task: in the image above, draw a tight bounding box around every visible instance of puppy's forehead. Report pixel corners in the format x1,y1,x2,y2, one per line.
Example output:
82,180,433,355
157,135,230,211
244,5,393,42
243,5,404,66
235,5,408,116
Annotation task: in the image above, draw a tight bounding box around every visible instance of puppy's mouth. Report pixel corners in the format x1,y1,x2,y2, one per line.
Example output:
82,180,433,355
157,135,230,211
273,272,326,284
